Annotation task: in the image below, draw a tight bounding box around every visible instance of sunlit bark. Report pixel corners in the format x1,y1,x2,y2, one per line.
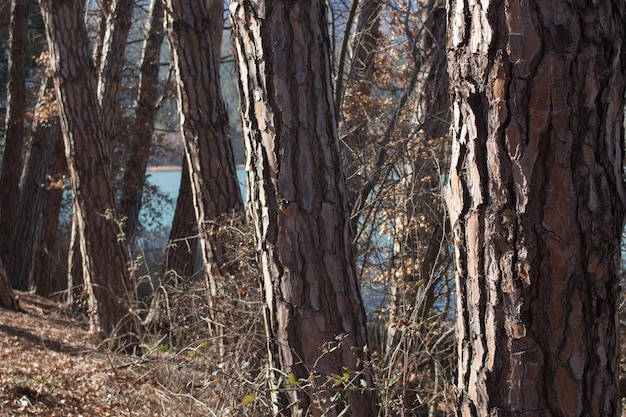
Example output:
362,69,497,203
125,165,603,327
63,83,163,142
165,0,244,352
231,1,378,415
41,0,137,343
446,0,626,414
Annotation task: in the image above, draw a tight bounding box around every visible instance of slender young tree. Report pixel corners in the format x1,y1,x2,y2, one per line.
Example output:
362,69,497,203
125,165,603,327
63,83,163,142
119,0,165,244
446,0,626,415
387,0,449,343
231,1,378,415
95,0,134,139
0,0,28,285
40,0,137,343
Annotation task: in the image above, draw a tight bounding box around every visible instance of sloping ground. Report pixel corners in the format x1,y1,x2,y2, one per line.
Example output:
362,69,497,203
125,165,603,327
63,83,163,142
0,292,241,417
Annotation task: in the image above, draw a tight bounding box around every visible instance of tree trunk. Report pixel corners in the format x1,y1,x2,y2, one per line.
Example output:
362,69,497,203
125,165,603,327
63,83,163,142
164,0,244,345
347,0,381,97
66,208,84,305
0,0,9,46
9,76,59,291
164,161,198,280
0,257,18,311
40,0,137,344
32,122,65,298
95,0,134,139
0,0,28,282
446,1,626,415
119,0,165,244
230,1,378,415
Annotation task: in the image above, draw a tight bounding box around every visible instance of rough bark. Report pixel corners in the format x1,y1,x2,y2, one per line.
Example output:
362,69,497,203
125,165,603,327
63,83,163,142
32,121,65,298
119,0,165,244
0,257,18,311
230,1,378,415
40,0,137,343
9,76,59,291
0,0,28,281
163,161,198,279
95,0,134,138
347,0,381,97
446,1,626,415
164,0,244,324
91,0,113,70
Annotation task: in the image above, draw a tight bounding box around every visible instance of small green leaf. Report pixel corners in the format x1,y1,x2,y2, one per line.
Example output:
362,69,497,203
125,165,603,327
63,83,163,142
288,373,301,386
242,393,256,405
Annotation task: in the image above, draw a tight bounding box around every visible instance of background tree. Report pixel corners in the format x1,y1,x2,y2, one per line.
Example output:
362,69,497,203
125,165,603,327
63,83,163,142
0,0,28,286
0,257,18,310
119,0,165,245
231,1,378,415
40,0,137,344
10,74,61,295
446,0,626,415
0,0,10,136
163,162,199,279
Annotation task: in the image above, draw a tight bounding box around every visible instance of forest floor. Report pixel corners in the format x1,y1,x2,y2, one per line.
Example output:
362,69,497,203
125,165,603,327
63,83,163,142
0,291,238,417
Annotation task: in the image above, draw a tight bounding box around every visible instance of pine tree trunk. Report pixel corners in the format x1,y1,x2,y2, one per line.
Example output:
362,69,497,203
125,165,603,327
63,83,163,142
164,161,198,280
347,0,381,97
10,76,59,291
0,0,28,280
0,0,9,46
95,0,134,139
40,0,137,344
0,257,18,311
164,0,244,346
33,124,65,298
446,1,626,415
231,1,378,415
119,0,165,244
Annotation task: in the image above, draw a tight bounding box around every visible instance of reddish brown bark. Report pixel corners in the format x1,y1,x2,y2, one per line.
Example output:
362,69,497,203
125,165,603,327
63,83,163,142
446,1,626,415
40,0,137,343
164,0,243,293
231,1,378,415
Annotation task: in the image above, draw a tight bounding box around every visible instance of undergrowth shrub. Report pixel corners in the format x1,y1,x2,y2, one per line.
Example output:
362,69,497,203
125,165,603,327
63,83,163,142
107,214,457,416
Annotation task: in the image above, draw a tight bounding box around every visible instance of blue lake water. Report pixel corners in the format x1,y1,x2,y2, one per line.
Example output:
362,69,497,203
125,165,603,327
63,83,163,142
142,168,247,227
141,167,389,313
